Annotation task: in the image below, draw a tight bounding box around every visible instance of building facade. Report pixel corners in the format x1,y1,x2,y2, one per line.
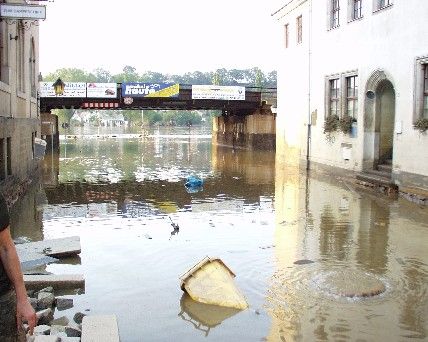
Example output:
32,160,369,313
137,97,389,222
0,0,41,201
273,0,428,196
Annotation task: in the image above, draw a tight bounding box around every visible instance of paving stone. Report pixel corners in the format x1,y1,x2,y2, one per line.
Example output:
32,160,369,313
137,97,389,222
81,315,120,342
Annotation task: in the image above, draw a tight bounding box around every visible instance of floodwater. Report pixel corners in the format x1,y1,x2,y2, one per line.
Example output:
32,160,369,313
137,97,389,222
8,126,428,341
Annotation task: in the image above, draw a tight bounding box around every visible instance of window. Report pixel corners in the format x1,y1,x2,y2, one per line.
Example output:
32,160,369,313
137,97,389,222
377,0,392,9
16,22,25,93
296,16,302,44
29,38,36,98
0,138,5,180
6,137,12,176
352,0,362,19
329,79,340,117
414,57,428,120
284,24,289,48
0,20,9,84
424,65,428,118
331,0,340,28
31,132,35,159
346,76,358,118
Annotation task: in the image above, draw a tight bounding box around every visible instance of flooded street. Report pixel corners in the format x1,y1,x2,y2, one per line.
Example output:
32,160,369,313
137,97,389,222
8,127,428,341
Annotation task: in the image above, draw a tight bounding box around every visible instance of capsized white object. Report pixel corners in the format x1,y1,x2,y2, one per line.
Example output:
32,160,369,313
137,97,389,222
179,256,249,310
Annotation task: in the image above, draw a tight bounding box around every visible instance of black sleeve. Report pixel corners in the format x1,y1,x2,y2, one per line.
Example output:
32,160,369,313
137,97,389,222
0,194,10,231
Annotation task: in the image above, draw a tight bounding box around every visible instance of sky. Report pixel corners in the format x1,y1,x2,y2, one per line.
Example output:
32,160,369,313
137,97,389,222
39,0,284,76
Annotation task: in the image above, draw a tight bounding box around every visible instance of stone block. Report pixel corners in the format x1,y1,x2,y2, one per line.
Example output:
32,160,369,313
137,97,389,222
81,315,120,342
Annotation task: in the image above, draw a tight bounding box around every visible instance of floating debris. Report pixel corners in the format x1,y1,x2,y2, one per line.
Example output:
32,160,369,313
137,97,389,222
180,257,249,310
184,175,204,193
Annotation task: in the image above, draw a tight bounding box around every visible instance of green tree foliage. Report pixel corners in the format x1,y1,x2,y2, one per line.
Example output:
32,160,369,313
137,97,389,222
112,65,140,83
43,66,276,87
93,68,113,82
43,68,95,82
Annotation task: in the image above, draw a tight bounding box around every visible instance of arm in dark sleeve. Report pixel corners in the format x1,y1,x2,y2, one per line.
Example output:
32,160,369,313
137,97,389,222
0,194,10,232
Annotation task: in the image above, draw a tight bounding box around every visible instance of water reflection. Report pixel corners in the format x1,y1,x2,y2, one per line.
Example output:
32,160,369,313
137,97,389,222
268,162,428,341
6,127,427,341
178,293,241,337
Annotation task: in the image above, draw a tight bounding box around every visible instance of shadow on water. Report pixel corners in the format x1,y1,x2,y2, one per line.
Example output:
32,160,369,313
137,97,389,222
7,128,428,341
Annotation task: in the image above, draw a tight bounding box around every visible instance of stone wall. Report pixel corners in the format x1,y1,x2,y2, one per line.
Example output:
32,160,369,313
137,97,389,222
0,117,41,206
213,110,276,151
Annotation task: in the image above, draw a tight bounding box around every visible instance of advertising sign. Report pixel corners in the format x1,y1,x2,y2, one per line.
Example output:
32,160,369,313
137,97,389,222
87,83,117,98
122,83,179,98
0,4,46,20
39,82,86,98
192,85,245,101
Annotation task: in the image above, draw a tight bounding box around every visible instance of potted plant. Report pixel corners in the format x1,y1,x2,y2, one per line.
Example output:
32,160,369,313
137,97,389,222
413,117,428,133
323,114,339,134
338,115,357,134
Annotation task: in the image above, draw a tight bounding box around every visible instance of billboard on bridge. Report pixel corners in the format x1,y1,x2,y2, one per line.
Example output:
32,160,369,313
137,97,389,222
191,85,245,100
87,83,117,98
39,82,118,98
39,82,86,97
121,83,179,98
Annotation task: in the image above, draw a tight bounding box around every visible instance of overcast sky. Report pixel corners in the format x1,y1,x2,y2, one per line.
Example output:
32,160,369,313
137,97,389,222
39,0,284,76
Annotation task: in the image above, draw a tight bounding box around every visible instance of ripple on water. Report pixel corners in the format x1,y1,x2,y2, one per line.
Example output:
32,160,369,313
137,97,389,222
312,269,387,298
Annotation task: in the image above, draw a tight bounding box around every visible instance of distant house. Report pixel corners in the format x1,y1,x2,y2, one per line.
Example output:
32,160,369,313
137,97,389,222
71,110,127,127
273,0,428,196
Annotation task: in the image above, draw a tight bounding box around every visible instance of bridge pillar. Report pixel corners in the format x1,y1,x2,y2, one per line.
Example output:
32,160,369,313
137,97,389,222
212,105,276,150
41,112,60,153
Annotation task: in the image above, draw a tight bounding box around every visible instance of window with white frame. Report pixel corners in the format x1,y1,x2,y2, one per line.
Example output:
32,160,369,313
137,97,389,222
296,16,302,44
331,0,340,28
424,65,428,118
284,23,289,48
329,78,340,117
375,0,392,11
346,75,358,118
352,0,362,20
415,57,428,120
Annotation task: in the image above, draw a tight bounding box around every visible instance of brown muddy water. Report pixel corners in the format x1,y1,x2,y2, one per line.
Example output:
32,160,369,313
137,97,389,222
8,127,428,341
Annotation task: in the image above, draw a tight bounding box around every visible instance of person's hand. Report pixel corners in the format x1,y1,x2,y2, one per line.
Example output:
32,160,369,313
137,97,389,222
16,298,37,335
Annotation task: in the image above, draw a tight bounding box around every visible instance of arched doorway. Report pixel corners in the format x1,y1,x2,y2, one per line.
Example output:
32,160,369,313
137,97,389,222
363,70,396,170
376,80,395,165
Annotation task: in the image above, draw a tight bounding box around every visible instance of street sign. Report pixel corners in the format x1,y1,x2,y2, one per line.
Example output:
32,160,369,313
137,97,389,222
0,3,46,20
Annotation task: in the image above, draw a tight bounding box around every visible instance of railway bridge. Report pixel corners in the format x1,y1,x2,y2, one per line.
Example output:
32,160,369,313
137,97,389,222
39,81,277,150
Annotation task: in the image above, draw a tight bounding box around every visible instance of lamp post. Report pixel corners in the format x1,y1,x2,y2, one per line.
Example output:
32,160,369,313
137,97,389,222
53,78,65,96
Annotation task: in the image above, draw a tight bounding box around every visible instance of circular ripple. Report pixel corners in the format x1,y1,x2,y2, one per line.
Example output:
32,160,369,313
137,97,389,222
314,269,386,298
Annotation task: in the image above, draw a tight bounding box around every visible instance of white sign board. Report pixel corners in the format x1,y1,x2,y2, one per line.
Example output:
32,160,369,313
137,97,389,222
39,82,86,98
192,85,245,100
86,83,117,98
0,4,46,20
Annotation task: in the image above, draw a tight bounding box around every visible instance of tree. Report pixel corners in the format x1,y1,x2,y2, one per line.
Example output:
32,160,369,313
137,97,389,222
112,65,140,83
94,68,112,82
141,71,167,83
43,67,94,82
